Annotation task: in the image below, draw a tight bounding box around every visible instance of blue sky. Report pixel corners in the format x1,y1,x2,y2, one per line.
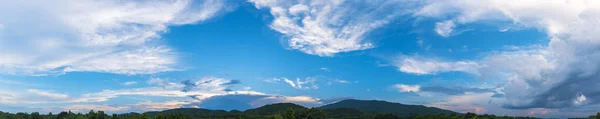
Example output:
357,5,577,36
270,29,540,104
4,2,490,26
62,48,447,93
1,0,600,117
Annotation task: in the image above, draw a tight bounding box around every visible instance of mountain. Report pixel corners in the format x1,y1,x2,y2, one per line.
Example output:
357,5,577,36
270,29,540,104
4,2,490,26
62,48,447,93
143,108,229,117
319,99,456,117
322,108,364,118
243,103,307,115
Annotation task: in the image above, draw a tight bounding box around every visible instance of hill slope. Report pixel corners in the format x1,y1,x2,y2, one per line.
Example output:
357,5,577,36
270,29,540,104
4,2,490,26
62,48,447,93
319,99,456,117
243,103,307,115
143,108,228,117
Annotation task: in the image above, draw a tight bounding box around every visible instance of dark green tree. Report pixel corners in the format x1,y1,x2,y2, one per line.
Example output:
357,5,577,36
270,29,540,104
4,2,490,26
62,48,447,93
296,108,326,119
464,112,477,119
284,108,296,119
97,111,106,119
154,113,165,119
374,113,400,119
31,112,41,119
88,110,97,119
141,113,150,119
56,111,68,119
268,114,283,119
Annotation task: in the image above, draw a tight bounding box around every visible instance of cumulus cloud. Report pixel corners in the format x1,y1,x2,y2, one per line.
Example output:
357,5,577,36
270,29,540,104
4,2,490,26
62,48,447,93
0,0,230,75
249,0,409,56
412,0,600,111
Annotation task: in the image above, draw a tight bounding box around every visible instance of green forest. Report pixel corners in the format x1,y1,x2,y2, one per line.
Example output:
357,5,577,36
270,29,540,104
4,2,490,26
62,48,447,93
0,109,555,119
0,99,597,119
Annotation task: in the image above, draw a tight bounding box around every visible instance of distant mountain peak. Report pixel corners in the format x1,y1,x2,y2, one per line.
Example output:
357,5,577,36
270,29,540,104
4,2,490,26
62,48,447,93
320,99,456,117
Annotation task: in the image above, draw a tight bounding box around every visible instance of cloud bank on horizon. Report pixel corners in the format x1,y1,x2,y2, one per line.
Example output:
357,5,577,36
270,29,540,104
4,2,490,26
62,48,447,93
1,0,600,117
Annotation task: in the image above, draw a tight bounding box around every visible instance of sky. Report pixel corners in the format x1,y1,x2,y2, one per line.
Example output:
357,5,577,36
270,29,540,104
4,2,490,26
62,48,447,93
1,0,600,117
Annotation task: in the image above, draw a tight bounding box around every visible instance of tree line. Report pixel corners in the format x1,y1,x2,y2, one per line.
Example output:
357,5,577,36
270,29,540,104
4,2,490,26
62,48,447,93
2,109,600,119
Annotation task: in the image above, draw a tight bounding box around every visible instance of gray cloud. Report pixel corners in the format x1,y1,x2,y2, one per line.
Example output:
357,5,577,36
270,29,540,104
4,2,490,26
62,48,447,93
181,78,241,92
220,80,241,86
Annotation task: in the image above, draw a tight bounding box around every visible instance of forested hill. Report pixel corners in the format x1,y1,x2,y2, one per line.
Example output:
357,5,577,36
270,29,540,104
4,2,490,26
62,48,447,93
142,99,455,117
0,99,553,119
319,99,456,117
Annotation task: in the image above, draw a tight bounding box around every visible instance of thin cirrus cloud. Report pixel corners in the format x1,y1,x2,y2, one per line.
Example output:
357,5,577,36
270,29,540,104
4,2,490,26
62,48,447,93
394,84,496,96
0,0,230,75
268,77,319,89
248,0,411,56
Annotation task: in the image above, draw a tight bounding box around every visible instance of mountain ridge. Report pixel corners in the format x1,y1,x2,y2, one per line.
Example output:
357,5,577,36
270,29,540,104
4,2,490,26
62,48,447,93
141,99,456,117
319,99,456,117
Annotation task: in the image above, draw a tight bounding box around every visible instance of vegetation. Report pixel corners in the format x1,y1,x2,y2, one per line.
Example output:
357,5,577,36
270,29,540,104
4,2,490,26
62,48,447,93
0,99,592,119
0,110,548,119
319,99,456,117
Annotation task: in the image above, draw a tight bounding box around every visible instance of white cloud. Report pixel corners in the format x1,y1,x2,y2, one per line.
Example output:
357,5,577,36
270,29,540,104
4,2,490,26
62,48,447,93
122,81,137,86
282,78,297,88
27,89,69,99
394,55,481,75
0,0,229,75
415,0,598,35
1,77,331,113
249,0,407,56
334,79,349,84
573,94,587,106
320,67,330,72
394,48,554,79
394,84,420,93
267,77,319,89
435,20,455,37
413,0,600,111
0,89,69,104
282,77,318,89
416,39,424,46
263,77,282,83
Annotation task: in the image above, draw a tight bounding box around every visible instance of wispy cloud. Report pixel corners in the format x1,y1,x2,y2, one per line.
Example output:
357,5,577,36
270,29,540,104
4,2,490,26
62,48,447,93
320,67,330,72
249,0,410,56
393,55,482,75
122,81,137,86
282,77,318,89
0,0,231,75
435,20,455,37
394,84,420,93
